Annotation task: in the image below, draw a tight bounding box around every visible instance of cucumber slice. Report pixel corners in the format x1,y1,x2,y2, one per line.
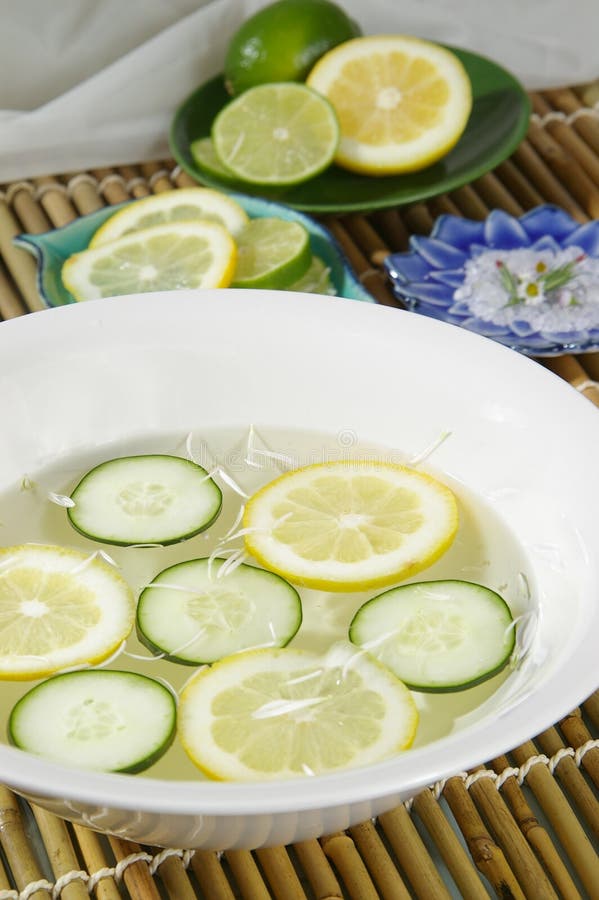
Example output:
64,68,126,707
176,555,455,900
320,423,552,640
349,580,515,692
8,669,176,773
137,557,302,665
67,454,222,546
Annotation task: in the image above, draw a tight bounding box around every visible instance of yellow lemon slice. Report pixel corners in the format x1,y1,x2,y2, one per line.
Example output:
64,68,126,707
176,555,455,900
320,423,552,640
0,544,135,680
178,644,418,780
62,221,237,301
306,35,472,175
243,461,458,591
90,188,249,246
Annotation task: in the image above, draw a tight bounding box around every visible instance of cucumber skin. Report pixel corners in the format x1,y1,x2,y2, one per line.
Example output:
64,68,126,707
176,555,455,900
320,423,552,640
136,558,303,666
349,579,516,694
7,670,177,774
67,454,223,547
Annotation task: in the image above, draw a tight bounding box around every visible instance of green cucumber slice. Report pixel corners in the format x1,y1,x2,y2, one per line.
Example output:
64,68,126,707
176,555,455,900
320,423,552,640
8,670,176,772
67,454,222,546
349,580,515,692
137,557,302,665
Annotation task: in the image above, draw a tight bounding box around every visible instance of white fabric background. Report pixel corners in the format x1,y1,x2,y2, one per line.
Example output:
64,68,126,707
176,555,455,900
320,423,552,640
0,0,597,181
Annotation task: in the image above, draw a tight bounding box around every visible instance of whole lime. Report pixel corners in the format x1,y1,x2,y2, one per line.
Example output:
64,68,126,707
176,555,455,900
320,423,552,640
224,0,362,96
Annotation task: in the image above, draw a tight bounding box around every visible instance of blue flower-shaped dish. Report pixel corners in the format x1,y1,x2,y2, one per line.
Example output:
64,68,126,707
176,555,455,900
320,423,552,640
384,205,599,356
14,193,374,308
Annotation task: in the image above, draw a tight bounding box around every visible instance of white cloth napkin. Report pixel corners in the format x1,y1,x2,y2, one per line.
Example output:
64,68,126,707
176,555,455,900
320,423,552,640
1,0,597,182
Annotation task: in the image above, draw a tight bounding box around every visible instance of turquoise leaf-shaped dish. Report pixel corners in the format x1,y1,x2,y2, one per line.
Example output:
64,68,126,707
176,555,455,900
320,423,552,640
14,193,373,308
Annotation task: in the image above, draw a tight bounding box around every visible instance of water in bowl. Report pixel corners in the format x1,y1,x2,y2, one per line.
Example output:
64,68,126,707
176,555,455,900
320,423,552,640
0,425,535,781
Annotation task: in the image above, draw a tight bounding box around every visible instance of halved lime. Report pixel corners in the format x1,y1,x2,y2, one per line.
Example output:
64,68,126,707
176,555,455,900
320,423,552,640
287,255,336,295
232,217,312,289
212,82,339,186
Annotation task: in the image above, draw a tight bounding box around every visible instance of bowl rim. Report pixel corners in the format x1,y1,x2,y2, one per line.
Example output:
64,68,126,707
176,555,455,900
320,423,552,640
0,290,597,816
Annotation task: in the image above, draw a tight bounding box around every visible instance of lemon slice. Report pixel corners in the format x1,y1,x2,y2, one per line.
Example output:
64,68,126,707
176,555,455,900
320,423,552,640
90,188,249,246
306,35,472,175
212,82,339,186
0,544,135,680
243,461,458,591
178,644,418,780
232,217,312,289
62,221,237,301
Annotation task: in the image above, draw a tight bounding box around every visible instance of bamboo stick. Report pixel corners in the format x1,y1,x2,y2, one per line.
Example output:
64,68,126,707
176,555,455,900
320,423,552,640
535,724,599,838
30,806,89,900
140,162,173,194
292,839,344,900
410,789,491,900
71,824,122,900
0,852,12,892
91,168,132,205
171,167,199,189
441,777,526,898
494,158,545,210
0,197,45,311
0,261,27,319
531,93,599,188
189,850,236,900
321,216,400,306
378,804,452,899
223,850,271,900
426,194,462,218
541,355,599,406
0,786,51,899
153,853,198,900
254,846,307,899
578,352,599,382
520,121,599,218
510,740,599,896
108,837,162,900
511,140,587,220
466,771,558,898
320,832,380,900
472,172,524,217
33,176,78,227
542,87,599,155
7,182,51,233
65,173,104,216
341,214,391,267
583,690,599,729
490,754,580,900
559,709,599,789
401,202,434,234
449,184,489,219
118,166,152,198
369,208,410,251
348,819,412,900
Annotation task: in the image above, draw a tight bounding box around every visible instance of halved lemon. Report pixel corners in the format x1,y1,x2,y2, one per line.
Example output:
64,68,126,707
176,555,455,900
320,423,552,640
0,544,135,680
62,221,237,301
306,35,472,175
243,460,458,591
90,187,249,245
178,644,418,780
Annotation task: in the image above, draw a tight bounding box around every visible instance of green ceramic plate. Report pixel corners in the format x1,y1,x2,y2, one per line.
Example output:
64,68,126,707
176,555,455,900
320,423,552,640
13,195,374,308
169,47,531,214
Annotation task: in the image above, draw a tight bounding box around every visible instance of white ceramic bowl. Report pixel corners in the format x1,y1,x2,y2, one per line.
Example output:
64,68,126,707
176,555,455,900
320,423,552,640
1,289,598,850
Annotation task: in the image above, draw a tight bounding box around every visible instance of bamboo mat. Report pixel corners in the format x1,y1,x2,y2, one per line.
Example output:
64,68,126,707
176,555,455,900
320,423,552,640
0,84,599,898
